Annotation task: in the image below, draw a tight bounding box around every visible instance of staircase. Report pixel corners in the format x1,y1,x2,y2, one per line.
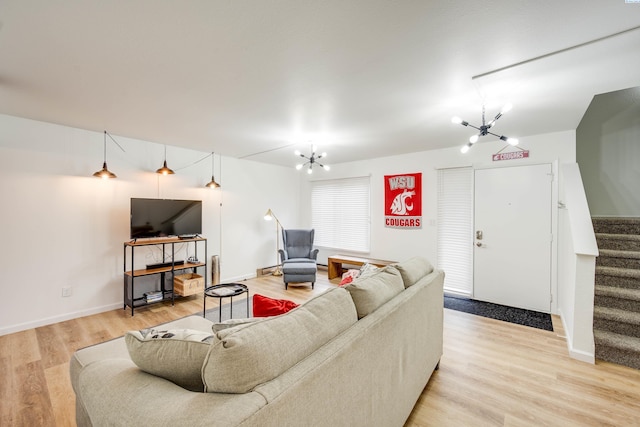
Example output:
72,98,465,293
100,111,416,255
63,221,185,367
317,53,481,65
592,217,640,370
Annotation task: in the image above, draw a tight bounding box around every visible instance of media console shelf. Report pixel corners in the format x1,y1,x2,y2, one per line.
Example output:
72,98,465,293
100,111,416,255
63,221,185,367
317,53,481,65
123,237,207,316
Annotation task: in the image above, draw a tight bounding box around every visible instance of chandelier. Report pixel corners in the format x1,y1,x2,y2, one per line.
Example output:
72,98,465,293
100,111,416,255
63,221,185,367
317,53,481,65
452,104,519,153
294,145,330,174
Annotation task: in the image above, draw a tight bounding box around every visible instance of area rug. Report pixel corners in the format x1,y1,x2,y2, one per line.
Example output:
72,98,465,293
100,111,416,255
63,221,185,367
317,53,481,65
444,295,553,331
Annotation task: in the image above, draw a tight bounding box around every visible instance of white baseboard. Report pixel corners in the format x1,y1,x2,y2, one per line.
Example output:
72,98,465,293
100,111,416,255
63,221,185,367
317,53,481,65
559,310,595,364
0,302,123,337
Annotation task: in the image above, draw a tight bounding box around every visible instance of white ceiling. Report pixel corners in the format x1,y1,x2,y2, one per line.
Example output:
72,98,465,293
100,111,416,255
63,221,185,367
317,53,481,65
1,1,639,167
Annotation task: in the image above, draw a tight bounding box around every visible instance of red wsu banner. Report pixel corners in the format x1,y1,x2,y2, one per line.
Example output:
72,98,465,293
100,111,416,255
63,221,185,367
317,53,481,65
384,172,422,229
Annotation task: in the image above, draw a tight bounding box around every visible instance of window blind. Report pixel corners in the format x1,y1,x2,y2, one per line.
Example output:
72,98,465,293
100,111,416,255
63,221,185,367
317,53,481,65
311,176,370,252
437,167,473,295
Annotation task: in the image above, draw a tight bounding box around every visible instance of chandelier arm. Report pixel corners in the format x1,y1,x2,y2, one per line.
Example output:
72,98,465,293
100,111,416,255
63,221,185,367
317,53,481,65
466,124,482,131
486,131,504,139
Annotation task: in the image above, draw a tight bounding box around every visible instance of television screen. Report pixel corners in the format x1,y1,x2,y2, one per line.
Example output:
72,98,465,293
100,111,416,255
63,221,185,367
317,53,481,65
130,198,202,239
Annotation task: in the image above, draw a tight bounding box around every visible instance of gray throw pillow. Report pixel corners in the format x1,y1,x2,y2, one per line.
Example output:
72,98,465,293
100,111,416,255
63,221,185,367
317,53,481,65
345,265,404,318
125,328,214,392
394,256,434,288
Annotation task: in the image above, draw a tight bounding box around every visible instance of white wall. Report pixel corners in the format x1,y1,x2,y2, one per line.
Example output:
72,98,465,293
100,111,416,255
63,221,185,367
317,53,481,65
577,86,640,217
301,130,576,315
0,114,299,335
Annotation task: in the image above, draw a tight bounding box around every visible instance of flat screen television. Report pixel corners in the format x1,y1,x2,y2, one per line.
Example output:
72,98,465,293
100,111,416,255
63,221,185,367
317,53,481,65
130,198,202,239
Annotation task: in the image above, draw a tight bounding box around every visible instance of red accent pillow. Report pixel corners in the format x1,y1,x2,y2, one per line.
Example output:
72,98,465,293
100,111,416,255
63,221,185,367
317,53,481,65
252,294,299,317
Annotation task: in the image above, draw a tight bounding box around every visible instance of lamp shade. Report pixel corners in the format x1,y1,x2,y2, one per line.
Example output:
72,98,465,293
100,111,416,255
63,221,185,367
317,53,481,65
156,160,175,175
93,162,117,179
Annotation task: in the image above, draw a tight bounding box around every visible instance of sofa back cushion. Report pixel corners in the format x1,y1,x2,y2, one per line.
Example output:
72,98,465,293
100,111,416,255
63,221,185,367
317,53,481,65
201,286,358,393
344,265,404,318
394,256,434,288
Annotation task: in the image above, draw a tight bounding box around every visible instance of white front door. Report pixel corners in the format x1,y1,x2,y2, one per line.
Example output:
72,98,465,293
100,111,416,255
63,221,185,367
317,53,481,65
473,164,552,313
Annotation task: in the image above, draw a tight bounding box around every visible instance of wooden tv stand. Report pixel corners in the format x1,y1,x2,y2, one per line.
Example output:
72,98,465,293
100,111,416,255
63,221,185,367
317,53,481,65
327,254,395,280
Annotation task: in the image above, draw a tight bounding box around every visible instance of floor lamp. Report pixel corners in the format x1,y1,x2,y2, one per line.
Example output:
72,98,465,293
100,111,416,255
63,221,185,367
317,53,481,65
264,209,283,276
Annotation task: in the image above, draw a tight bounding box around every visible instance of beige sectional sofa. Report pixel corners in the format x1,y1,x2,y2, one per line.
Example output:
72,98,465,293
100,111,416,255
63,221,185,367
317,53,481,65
70,257,444,426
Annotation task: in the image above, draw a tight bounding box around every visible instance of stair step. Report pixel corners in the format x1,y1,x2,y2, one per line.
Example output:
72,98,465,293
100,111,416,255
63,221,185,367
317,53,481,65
597,249,640,269
594,286,640,313
594,306,640,324
595,284,640,301
596,233,640,251
592,217,640,235
595,266,640,290
594,329,640,370
593,306,640,338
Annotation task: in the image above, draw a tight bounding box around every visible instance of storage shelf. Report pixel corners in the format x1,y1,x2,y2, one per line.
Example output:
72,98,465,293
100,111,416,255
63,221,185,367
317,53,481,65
125,262,206,277
123,237,207,316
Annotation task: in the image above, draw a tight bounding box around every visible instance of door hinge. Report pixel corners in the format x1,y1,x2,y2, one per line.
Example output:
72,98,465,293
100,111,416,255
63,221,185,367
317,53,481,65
550,294,553,303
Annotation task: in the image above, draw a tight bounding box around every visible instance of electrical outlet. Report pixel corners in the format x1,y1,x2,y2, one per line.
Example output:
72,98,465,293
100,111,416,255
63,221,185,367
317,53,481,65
62,287,72,297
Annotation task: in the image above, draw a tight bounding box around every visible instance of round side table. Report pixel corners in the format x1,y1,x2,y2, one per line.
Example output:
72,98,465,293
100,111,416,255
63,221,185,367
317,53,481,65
203,283,250,321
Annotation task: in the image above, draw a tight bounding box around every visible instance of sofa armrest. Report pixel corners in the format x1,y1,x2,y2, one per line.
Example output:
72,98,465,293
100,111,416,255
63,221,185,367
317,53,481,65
76,359,267,427
310,248,319,260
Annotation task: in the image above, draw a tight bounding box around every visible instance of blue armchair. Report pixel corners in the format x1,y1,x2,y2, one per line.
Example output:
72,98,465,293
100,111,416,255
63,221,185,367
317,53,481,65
278,229,318,289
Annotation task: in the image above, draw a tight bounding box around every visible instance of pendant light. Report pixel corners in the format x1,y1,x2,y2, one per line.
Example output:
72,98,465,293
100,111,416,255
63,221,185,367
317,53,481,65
156,145,175,175
452,104,519,153
93,130,123,179
206,152,221,188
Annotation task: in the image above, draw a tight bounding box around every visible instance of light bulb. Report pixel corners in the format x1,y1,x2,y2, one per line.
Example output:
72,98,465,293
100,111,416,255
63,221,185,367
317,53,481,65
294,150,301,156
507,137,519,146
311,144,317,153
501,103,513,114
469,134,479,144
320,152,327,158
323,164,330,171
451,116,463,124
460,144,470,154
307,167,313,175
296,164,303,170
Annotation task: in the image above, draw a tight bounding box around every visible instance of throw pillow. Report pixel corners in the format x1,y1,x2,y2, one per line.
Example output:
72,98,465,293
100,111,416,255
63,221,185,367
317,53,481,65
344,265,404,319
358,262,380,278
253,294,299,317
394,256,434,288
339,269,360,286
125,328,214,392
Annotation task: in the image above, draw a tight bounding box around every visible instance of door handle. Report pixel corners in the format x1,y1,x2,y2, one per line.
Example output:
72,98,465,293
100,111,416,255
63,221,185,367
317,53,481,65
476,230,483,240
476,242,483,247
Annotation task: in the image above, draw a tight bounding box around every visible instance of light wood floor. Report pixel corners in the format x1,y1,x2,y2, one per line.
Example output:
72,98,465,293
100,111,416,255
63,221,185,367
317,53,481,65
1,272,639,426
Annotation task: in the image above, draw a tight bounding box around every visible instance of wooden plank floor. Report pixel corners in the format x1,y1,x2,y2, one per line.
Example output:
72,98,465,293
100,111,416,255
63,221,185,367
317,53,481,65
1,271,639,426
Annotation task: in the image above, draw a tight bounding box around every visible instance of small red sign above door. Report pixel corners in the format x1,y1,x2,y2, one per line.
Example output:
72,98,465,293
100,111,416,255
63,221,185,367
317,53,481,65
492,150,530,161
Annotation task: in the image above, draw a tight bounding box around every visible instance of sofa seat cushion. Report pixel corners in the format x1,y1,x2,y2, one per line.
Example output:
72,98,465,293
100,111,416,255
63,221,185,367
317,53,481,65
253,294,299,317
125,328,215,392
394,256,434,288
201,286,358,394
345,265,404,318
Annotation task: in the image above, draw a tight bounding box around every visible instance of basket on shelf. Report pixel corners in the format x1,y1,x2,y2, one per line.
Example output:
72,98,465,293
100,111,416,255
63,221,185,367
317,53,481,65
173,273,205,296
